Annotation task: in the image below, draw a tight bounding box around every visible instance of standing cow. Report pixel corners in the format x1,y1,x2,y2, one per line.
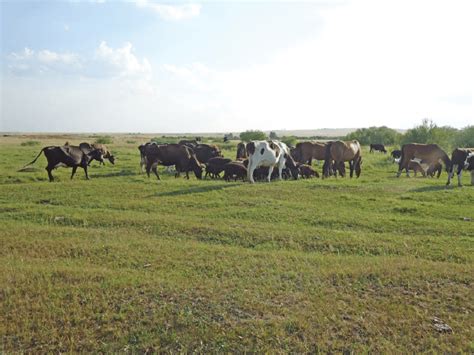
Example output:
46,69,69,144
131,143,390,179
144,143,203,180
246,140,298,183
446,148,474,186
397,144,450,178
24,145,104,182
369,144,387,153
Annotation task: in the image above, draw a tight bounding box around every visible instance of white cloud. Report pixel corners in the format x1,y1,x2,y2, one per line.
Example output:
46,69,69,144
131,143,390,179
135,1,201,21
163,0,474,130
96,41,151,78
7,42,151,82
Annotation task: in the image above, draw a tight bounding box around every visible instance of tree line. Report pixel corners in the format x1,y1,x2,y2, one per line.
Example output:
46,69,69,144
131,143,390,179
235,119,473,151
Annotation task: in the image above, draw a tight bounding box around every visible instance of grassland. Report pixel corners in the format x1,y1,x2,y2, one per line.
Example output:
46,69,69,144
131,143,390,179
1,134,473,352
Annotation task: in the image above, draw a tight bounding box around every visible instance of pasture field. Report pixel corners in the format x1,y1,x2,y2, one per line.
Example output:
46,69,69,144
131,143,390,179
1,134,473,353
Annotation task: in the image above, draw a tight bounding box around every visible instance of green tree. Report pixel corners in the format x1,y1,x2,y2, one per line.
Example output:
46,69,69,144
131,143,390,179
454,125,474,148
239,130,267,142
345,126,401,146
280,136,298,147
269,131,278,139
401,119,458,150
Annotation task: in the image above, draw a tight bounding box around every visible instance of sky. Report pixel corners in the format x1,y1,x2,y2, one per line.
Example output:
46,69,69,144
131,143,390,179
1,0,473,133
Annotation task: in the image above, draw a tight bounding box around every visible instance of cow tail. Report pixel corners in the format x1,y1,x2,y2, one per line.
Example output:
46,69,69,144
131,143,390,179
23,147,47,168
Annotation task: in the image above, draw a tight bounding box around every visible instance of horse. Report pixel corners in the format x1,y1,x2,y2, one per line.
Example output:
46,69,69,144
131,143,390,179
323,140,362,178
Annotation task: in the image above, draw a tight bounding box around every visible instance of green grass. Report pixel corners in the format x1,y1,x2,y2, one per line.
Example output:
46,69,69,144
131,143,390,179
1,135,473,352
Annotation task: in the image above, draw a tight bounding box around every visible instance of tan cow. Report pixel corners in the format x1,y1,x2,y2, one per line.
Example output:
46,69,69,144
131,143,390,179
396,143,450,178
323,140,362,178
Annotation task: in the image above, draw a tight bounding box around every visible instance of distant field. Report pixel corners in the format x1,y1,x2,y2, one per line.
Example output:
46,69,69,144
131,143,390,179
1,134,473,352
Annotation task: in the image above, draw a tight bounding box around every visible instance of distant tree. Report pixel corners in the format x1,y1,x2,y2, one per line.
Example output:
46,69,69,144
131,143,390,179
239,130,267,142
281,136,298,147
345,126,401,146
269,131,278,139
400,119,458,150
454,125,474,148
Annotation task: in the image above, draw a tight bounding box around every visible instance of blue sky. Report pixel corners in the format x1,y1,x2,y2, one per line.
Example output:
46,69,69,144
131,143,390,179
1,0,473,132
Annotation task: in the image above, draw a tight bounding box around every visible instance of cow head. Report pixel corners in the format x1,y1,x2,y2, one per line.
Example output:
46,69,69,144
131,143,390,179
284,154,299,180
465,153,474,170
210,145,223,158
190,156,203,179
107,155,116,165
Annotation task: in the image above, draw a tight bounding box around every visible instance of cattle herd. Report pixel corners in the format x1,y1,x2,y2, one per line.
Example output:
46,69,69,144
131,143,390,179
24,139,474,186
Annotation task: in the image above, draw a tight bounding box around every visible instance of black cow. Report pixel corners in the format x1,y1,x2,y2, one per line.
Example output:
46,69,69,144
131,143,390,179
446,148,474,186
205,157,232,179
370,144,387,153
24,145,103,182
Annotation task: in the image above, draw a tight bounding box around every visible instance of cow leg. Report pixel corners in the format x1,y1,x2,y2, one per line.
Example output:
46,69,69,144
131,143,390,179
267,166,274,182
46,165,54,182
248,162,255,183
152,165,160,180
71,166,78,180
83,166,90,180
457,167,463,187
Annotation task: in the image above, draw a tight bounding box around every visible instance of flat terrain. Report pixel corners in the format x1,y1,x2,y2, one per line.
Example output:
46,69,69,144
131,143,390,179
1,134,473,352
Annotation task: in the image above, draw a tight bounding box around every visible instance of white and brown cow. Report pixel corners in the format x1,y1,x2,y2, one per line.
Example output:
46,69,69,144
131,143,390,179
246,140,298,183
446,148,474,187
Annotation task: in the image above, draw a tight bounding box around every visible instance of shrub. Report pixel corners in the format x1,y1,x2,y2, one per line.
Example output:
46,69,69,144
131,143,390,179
94,136,113,144
345,126,401,146
239,130,267,142
20,140,40,146
280,136,298,147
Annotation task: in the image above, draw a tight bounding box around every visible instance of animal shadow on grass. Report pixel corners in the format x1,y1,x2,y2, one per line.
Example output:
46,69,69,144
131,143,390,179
151,183,240,197
89,170,137,179
410,185,450,193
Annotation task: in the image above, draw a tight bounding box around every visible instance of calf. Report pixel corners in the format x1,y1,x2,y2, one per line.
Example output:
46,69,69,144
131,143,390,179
24,145,103,182
298,164,319,178
391,150,402,160
79,142,115,165
223,162,247,182
408,159,426,177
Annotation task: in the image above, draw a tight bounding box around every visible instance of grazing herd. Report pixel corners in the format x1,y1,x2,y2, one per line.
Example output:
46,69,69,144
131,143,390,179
23,138,474,187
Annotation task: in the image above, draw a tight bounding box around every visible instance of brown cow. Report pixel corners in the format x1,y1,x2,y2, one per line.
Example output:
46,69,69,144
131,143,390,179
323,140,362,178
144,143,203,180
223,162,247,182
396,144,451,178
446,148,474,186
291,141,327,165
